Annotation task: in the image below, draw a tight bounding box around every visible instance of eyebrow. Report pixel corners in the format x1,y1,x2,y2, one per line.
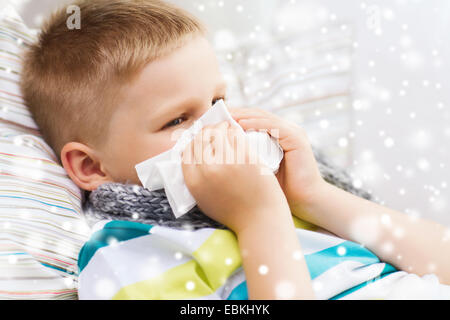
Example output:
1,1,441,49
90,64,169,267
148,81,228,125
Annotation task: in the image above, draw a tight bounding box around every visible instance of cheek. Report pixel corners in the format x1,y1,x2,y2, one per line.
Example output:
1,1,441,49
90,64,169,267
102,132,181,185
138,133,179,161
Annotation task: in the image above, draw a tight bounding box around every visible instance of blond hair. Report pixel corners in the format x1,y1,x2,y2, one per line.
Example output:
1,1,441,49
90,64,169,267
20,0,207,164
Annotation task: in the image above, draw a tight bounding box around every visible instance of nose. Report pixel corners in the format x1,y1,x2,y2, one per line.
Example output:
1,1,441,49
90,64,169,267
195,101,215,119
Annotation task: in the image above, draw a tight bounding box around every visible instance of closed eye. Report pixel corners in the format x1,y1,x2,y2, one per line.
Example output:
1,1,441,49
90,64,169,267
161,96,227,130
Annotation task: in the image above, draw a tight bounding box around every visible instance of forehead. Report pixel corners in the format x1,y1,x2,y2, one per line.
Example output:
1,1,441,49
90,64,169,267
122,36,223,108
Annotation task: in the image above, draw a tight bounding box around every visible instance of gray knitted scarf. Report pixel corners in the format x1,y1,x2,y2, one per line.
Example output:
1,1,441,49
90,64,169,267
82,147,373,230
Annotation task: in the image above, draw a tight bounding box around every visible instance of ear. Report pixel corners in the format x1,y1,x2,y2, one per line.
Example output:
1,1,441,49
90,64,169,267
61,142,112,191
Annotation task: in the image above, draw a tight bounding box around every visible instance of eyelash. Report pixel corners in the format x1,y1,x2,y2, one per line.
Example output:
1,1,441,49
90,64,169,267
162,96,227,130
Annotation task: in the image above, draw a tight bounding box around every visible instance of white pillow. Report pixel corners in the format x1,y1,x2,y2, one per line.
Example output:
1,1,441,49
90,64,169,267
0,5,38,130
0,5,90,300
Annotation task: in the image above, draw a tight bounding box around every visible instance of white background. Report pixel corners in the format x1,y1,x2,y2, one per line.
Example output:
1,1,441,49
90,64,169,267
3,0,449,226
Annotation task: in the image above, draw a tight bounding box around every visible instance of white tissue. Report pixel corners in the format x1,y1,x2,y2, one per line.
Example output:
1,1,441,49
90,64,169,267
135,100,284,218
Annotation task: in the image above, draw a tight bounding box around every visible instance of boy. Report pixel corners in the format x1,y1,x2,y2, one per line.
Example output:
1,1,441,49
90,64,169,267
20,0,450,299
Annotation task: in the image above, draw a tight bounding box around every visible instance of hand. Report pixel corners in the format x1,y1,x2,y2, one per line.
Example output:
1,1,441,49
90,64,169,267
181,121,292,234
229,107,326,209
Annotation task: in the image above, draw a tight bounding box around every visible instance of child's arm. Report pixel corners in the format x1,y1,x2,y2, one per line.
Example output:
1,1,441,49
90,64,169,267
290,181,450,285
231,107,450,286
237,216,315,300
181,121,315,300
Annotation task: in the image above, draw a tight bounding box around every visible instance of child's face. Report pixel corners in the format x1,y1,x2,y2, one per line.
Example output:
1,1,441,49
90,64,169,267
77,36,227,189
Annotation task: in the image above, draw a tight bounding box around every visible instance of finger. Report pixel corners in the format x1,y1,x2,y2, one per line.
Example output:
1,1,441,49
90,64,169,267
239,118,309,153
229,107,274,120
238,118,299,154
237,118,284,137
